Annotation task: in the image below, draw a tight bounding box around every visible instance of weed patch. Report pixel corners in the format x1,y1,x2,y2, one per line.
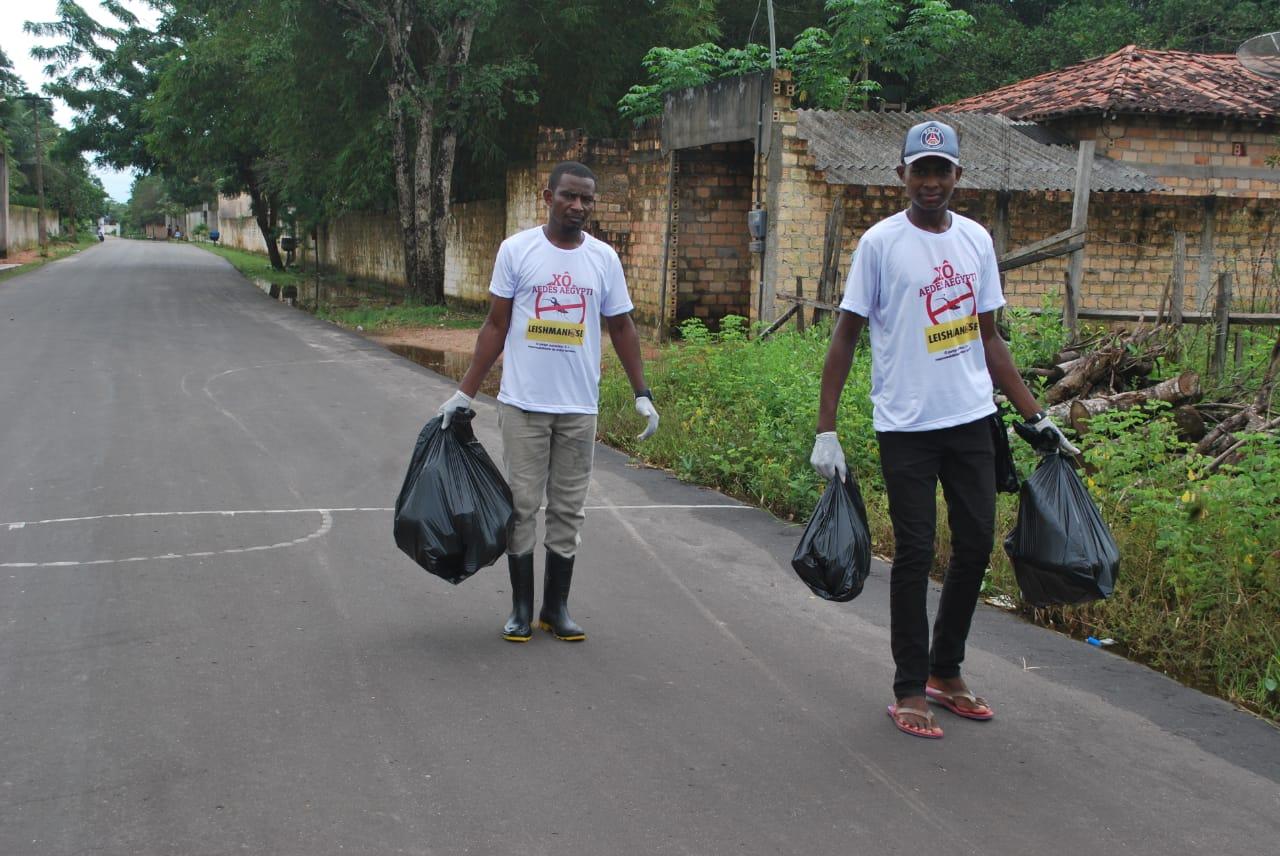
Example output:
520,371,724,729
316,300,485,331
197,243,485,331
199,243,310,290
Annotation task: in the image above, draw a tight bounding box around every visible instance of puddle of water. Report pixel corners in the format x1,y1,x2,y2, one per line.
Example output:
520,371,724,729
253,277,369,308
386,343,501,397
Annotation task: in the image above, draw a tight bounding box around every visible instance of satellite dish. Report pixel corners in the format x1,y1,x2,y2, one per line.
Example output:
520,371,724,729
1237,32,1280,78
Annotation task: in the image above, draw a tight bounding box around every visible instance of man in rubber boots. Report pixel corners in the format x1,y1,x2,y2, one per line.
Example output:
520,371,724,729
809,121,1079,738
437,161,659,643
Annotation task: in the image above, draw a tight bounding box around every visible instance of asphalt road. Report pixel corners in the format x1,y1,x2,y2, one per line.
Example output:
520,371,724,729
1,239,1277,855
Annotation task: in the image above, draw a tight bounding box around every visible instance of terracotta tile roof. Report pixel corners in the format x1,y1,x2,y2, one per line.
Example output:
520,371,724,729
939,45,1280,122
795,111,1163,192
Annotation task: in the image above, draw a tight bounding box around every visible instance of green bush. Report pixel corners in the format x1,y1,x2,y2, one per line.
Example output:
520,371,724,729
601,316,876,520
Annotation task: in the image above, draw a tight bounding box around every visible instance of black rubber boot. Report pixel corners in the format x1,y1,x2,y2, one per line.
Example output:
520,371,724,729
537,550,585,641
501,552,534,642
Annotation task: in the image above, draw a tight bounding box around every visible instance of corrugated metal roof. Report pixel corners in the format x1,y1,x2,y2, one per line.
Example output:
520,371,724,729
795,110,1163,192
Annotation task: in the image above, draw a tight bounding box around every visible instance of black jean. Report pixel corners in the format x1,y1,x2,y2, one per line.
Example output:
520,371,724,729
877,416,996,701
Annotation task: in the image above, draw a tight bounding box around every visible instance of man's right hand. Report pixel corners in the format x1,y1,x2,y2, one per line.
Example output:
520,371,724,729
437,390,474,429
810,432,847,482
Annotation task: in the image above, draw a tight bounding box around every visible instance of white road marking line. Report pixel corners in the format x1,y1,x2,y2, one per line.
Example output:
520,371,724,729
0,504,745,569
1,510,333,569
582,504,747,510
0,504,745,529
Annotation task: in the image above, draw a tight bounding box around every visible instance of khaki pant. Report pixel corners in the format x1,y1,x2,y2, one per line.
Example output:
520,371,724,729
498,403,596,557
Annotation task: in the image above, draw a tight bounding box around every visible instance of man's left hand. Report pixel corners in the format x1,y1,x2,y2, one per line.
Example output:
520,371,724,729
634,395,659,441
1026,413,1080,456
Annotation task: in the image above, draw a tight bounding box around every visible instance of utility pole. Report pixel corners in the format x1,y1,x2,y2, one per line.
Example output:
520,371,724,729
22,95,51,254
766,0,777,69
0,141,9,259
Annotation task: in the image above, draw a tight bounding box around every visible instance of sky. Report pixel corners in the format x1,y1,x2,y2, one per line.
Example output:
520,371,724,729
2,1,159,203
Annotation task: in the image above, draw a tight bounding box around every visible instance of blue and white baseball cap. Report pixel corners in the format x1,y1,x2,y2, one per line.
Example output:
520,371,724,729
902,120,960,165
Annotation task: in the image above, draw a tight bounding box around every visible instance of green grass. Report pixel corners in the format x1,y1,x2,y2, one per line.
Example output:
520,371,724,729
199,243,311,290
197,243,486,331
597,314,1280,722
0,233,99,284
315,300,486,331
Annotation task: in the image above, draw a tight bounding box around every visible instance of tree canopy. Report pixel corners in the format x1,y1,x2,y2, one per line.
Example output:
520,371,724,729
14,0,1271,275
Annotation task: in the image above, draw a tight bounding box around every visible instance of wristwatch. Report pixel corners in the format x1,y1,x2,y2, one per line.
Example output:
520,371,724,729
635,388,653,401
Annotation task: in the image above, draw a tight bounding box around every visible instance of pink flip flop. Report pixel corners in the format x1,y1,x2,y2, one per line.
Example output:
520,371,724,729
925,686,995,721
887,704,944,739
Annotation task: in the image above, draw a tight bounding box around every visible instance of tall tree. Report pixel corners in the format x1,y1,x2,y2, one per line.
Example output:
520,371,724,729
332,0,532,303
143,2,291,268
27,0,175,173
253,0,397,231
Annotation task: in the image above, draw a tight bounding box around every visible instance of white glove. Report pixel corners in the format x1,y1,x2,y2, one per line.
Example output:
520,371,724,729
634,395,659,441
1029,413,1080,456
810,431,847,482
437,390,473,429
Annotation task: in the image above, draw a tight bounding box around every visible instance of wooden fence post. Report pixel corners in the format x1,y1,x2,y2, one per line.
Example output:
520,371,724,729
994,190,1011,327
1210,271,1233,381
1065,140,1095,342
1197,197,1217,306
795,276,805,333
1171,231,1185,327
817,194,845,325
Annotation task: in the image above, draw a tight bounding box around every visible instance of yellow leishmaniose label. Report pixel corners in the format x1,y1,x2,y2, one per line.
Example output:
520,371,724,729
526,319,585,345
924,316,979,353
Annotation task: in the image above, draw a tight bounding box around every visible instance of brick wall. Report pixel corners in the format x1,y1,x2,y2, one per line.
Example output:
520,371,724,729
673,141,755,326
444,198,504,305
1060,116,1280,199
206,194,264,252
217,216,267,253
4,205,62,251
767,94,839,319
621,121,672,327
532,126,672,326
319,211,406,288
806,185,1280,318
506,165,540,235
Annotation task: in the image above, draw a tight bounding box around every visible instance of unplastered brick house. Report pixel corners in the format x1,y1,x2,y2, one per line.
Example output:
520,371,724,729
940,45,1280,315
539,50,1280,330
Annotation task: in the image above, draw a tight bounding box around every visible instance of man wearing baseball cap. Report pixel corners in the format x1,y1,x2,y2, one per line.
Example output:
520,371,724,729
809,120,1079,739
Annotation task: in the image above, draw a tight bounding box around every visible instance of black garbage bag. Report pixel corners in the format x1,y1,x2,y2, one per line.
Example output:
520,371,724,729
393,409,514,584
1004,452,1119,606
791,475,873,602
989,410,1020,494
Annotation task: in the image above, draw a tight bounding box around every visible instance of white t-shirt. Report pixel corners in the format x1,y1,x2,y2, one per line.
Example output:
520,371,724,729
839,210,1006,432
490,226,635,414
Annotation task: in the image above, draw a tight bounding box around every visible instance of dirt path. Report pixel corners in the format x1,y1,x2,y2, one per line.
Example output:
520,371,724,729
365,327,483,355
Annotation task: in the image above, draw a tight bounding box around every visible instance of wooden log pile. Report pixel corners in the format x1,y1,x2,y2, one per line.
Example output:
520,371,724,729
1026,325,1280,467
1195,332,1280,471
